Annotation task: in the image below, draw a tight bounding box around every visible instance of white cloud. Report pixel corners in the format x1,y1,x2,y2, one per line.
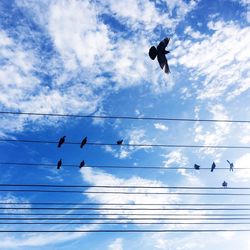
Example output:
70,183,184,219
1,0,198,135
177,20,250,100
233,153,250,181
154,123,169,131
193,104,231,157
108,238,123,250
81,167,179,211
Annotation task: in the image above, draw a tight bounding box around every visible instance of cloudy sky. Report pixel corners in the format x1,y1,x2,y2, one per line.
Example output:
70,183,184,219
0,0,250,249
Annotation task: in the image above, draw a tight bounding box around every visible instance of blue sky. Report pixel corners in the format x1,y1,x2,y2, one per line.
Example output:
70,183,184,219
0,0,250,249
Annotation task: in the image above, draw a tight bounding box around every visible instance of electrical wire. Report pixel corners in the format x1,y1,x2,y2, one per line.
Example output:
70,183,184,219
2,213,250,216
1,162,248,170
1,229,250,233
1,207,250,211
1,217,250,220
1,111,250,124
0,189,249,195
1,138,250,149
2,222,250,225
1,202,250,206
0,184,249,190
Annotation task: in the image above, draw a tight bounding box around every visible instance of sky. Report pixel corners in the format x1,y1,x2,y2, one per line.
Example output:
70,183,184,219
0,0,250,249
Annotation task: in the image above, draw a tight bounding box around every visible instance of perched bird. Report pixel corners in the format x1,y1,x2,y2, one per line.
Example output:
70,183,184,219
58,136,66,148
211,162,216,172
80,136,87,148
79,160,85,169
57,159,62,169
194,164,200,170
117,139,123,145
227,160,234,172
149,37,170,74
222,181,228,188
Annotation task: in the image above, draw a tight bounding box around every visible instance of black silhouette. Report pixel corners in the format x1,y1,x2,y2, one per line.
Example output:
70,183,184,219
227,160,234,171
117,140,123,145
79,160,85,169
222,181,228,188
58,136,66,148
57,159,62,169
149,37,170,74
211,162,216,172
80,136,87,148
194,164,200,170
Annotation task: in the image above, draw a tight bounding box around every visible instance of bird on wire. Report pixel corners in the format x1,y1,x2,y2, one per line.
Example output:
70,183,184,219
57,159,62,169
194,164,200,170
57,136,66,148
227,160,234,171
80,136,87,148
211,162,216,172
79,160,85,169
222,181,228,188
117,139,123,145
149,37,171,74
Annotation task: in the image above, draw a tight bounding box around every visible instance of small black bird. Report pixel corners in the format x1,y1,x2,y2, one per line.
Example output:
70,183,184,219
58,136,66,148
117,140,123,145
211,162,216,172
57,159,62,169
194,164,200,170
149,37,170,74
222,181,228,188
227,160,234,172
80,136,87,148
79,160,85,169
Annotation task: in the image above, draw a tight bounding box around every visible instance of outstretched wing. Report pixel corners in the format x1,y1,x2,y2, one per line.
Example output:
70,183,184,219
162,37,170,47
157,37,170,51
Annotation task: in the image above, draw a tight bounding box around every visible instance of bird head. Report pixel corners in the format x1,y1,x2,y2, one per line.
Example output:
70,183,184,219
165,50,170,54
149,46,157,60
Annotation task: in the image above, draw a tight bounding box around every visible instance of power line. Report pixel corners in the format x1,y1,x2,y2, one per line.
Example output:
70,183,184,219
2,207,250,211
0,189,249,195
1,111,249,124
1,229,250,233
0,184,249,190
2,222,250,225
2,213,250,216
1,138,250,149
1,202,250,206
1,162,248,170
1,217,250,220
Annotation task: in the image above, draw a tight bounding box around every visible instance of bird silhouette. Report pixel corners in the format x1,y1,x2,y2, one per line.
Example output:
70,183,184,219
80,136,87,148
57,159,62,169
194,164,200,170
211,162,216,172
227,160,234,171
222,181,228,188
149,37,170,74
79,160,85,169
117,140,123,145
58,136,66,148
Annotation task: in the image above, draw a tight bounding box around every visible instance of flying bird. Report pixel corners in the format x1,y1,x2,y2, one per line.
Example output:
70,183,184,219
222,181,228,188
79,160,85,169
57,159,62,169
117,140,123,145
80,136,87,148
149,37,170,74
58,136,66,148
194,164,200,170
211,162,216,172
227,160,234,171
